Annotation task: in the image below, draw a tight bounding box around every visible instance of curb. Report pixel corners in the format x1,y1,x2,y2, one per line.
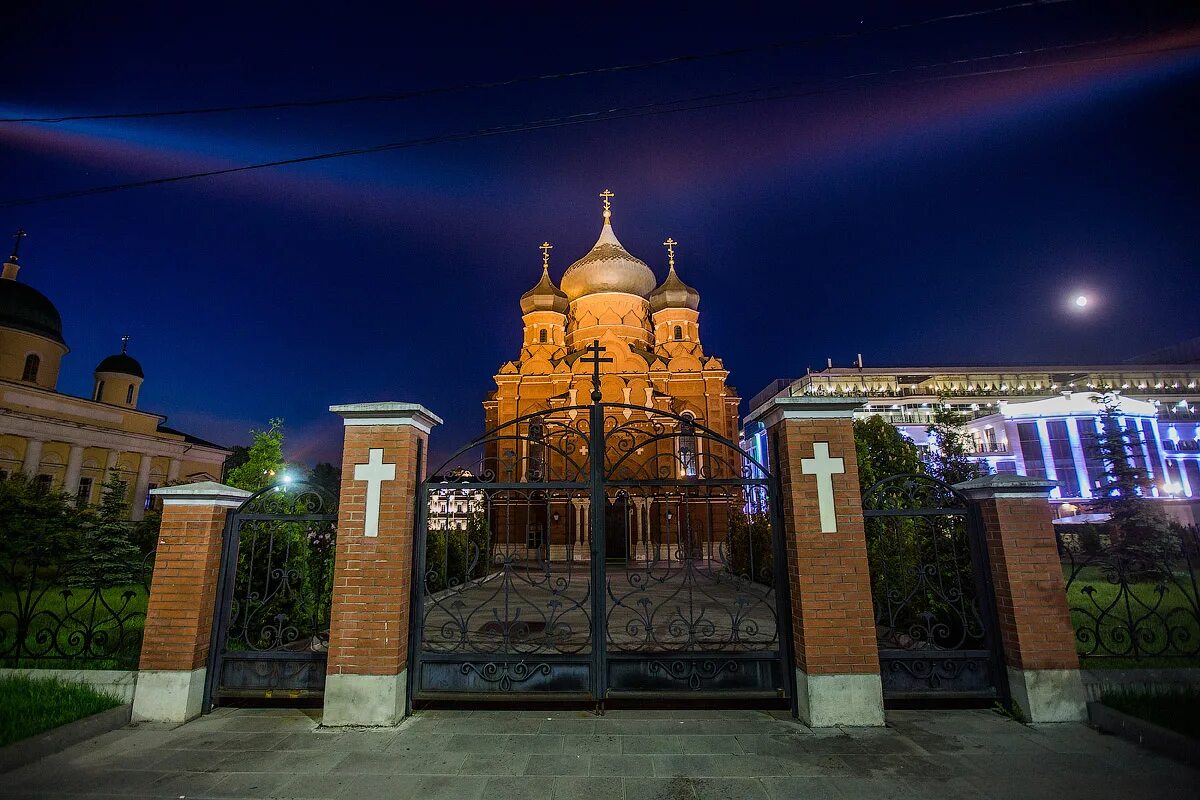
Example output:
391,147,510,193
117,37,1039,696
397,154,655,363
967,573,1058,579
0,703,132,773
1088,701,1200,768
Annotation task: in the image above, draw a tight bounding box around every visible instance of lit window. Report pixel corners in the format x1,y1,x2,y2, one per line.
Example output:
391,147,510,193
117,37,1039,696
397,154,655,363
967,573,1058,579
21,354,39,382
95,381,106,401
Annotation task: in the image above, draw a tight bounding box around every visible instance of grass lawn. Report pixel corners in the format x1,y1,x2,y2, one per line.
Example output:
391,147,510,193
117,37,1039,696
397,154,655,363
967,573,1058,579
0,584,148,669
1102,689,1200,739
1063,565,1200,668
0,674,123,747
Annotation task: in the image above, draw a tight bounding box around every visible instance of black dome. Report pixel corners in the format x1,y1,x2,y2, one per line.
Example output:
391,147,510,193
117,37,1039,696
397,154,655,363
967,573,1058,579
0,279,65,346
95,352,144,378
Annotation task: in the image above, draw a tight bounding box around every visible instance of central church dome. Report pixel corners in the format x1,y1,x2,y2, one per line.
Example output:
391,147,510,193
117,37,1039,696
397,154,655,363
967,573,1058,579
560,206,657,301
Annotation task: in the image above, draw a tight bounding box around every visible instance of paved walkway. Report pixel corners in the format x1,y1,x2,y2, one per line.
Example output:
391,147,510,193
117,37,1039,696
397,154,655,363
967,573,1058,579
5,707,1197,799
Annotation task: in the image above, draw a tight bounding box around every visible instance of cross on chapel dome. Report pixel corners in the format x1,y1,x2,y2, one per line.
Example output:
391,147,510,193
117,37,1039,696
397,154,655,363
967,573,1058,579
649,237,700,312
520,241,568,314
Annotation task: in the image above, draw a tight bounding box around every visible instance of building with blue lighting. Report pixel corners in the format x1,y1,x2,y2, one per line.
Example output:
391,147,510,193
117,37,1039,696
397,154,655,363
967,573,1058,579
747,355,1200,522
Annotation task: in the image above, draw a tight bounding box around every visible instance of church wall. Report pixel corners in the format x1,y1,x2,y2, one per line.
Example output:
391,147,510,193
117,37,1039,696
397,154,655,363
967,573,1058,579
0,329,66,390
565,293,652,350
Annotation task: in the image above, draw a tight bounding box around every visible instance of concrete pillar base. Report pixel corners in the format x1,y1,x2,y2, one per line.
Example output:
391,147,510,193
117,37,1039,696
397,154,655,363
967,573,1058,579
131,667,205,723
795,669,885,727
322,671,407,727
1006,667,1087,723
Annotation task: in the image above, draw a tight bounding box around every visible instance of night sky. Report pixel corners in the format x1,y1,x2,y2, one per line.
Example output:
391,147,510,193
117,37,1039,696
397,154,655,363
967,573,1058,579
3,1,1199,467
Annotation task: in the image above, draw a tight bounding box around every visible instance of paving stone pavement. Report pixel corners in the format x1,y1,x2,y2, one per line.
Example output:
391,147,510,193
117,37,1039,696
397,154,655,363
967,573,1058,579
3,707,1197,799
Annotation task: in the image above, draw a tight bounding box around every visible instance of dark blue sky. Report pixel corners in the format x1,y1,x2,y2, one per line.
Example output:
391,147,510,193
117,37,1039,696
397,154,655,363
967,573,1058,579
2,1,1198,466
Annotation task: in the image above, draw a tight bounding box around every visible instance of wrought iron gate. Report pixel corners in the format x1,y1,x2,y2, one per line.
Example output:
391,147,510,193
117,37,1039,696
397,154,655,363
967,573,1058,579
409,401,792,704
206,482,338,708
862,474,1006,703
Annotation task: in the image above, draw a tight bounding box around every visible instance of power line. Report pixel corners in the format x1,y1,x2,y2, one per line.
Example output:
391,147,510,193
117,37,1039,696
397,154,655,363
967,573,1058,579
0,1,1079,124
3,34,1195,210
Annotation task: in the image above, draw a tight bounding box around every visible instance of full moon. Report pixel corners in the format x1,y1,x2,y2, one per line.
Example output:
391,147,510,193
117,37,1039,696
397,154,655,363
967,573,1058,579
1074,295,1089,308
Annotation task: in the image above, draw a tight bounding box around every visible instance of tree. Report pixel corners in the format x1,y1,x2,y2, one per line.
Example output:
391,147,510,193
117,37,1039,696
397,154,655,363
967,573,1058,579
1091,392,1174,550
221,445,250,483
69,474,144,585
308,462,341,499
0,473,82,568
225,418,287,491
924,404,988,486
853,415,924,493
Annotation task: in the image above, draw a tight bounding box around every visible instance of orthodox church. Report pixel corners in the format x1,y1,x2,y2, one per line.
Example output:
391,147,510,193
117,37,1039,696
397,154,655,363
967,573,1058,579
480,192,741,561
485,191,740,442
0,231,229,518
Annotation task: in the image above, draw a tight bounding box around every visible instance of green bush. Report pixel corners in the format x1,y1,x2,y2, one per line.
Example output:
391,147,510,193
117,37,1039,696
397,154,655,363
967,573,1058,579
728,511,773,587
424,513,492,592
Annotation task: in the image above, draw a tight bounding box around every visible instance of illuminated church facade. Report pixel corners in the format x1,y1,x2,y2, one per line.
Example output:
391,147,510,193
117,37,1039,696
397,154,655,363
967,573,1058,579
481,192,741,560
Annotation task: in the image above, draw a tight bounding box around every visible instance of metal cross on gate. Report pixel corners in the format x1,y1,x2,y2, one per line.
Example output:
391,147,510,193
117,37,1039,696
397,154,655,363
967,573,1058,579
580,339,612,402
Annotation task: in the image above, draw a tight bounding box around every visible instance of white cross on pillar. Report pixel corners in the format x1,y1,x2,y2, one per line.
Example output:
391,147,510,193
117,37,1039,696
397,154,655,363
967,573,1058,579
353,448,396,537
801,441,845,533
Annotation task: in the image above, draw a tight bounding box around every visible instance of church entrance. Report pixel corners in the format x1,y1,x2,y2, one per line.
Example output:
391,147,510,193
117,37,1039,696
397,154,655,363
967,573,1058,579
408,401,792,707
604,492,629,563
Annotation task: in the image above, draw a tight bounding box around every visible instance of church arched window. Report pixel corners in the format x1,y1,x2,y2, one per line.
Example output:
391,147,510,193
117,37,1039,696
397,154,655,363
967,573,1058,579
21,354,39,382
539,329,548,344
673,325,683,341
126,385,135,404
95,381,105,401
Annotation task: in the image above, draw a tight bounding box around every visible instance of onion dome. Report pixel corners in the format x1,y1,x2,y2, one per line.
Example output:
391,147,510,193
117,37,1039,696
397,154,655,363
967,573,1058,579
0,231,66,346
520,242,568,314
560,191,657,301
96,336,143,378
649,238,700,312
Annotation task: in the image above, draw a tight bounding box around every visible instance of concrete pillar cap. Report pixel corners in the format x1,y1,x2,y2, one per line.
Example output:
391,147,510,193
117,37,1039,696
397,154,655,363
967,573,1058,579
150,480,252,507
953,474,1058,500
744,396,866,427
329,402,442,433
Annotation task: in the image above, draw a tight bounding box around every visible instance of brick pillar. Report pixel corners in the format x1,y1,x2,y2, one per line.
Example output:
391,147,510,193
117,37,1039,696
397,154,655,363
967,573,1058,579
323,402,441,726
132,481,251,722
955,475,1087,722
750,397,883,727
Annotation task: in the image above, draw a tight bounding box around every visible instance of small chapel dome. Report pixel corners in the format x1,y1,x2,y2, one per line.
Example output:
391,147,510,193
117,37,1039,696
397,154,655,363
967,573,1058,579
520,244,568,315
649,264,700,313
560,193,657,301
95,351,144,378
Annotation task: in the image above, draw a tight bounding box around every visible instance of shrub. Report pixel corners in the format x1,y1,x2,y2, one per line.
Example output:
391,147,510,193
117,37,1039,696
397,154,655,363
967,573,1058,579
728,511,773,587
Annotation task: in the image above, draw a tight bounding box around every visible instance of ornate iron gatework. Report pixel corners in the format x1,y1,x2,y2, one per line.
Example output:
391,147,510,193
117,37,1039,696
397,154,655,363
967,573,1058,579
206,481,337,708
410,399,791,705
1057,524,1200,663
862,474,1005,703
0,523,152,669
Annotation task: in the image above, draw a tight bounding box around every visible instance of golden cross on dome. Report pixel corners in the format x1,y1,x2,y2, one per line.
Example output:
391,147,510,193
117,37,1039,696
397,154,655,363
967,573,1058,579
663,237,677,270
539,241,553,270
599,188,614,222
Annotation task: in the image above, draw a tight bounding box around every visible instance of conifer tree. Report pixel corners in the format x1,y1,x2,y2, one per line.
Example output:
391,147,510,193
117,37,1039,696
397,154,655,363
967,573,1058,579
70,474,143,585
1091,392,1173,551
